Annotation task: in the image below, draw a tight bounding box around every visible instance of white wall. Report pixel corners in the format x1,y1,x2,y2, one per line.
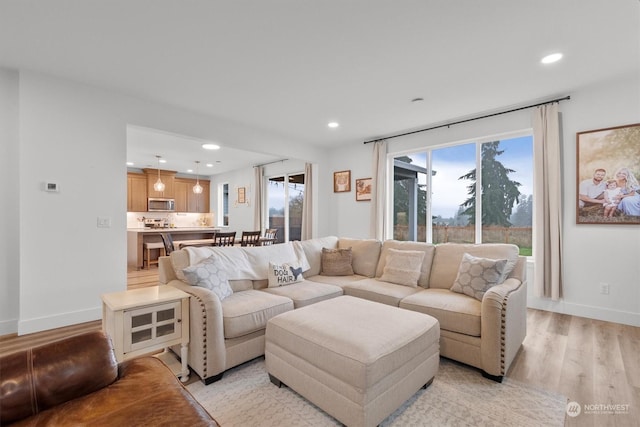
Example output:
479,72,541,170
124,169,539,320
329,72,640,326
0,69,327,335
0,69,20,334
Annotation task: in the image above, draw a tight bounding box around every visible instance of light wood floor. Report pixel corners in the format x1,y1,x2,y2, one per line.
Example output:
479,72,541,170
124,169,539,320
1,267,638,427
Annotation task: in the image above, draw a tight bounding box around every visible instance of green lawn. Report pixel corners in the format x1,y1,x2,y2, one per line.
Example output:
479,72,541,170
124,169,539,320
519,247,532,257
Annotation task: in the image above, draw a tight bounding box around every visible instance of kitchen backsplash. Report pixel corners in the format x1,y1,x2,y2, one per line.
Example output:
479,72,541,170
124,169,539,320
127,212,215,228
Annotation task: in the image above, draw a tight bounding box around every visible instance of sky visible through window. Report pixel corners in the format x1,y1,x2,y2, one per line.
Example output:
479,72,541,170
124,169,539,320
408,135,533,218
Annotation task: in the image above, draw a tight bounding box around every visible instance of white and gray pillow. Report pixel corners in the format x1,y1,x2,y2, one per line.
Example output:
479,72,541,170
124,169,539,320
267,260,305,288
450,253,508,301
182,256,233,301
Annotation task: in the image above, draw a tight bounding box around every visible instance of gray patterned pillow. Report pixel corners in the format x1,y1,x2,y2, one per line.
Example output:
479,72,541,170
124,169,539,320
450,253,507,301
321,247,354,276
182,256,233,301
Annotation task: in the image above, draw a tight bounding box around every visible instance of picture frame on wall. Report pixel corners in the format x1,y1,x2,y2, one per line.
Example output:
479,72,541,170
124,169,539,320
333,170,351,193
355,178,372,201
237,187,246,204
576,123,640,225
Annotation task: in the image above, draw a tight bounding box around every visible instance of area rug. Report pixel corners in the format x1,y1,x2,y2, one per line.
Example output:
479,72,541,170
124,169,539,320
187,357,566,426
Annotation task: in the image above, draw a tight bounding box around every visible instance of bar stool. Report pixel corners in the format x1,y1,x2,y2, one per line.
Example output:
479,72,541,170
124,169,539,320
143,242,166,269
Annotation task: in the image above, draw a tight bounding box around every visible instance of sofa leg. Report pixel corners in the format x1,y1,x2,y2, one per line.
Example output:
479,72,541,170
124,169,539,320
422,376,435,389
481,371,503,383
203,372,224,385
269,374,284,388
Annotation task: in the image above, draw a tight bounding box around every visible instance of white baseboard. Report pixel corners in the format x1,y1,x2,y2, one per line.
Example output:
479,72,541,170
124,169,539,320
0,318,18,336
17,306,102,336
527,298,640,327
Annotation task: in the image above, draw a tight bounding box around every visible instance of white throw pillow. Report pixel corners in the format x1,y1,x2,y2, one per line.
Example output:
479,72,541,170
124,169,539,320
182,256,233,301
379,248,425,287
267,261,305,288
450,253,508,301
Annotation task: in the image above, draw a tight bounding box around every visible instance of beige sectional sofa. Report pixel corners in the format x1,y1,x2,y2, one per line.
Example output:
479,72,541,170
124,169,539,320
158,235,527,384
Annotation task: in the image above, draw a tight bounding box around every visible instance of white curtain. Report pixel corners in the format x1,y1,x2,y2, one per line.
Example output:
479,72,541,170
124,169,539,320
532,103,563,300
253,166,264,231
370,140,388,239
301,162,313,240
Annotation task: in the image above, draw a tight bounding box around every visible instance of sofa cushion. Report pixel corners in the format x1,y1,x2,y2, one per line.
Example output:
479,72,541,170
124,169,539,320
429,243,520,289
182,256,233,301
305,274,368,288
399,289,482,337
375,241,436,288
450,253,508,301
221,290,293,339
343,278,421,307
338,238,382,277
298,236,339,277
321,247,354,276
267,261,305,288
262,281,343,308
378,248,425,287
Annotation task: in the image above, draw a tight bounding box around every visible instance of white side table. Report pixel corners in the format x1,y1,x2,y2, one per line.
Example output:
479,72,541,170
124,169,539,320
101,286,190,382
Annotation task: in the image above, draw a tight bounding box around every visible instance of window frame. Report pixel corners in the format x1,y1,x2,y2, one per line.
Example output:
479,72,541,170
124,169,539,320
386,129,533,249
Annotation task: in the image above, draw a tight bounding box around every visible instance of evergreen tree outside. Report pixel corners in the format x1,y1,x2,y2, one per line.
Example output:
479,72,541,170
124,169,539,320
510,194,533,226
393,156,427,226
459,141,522,226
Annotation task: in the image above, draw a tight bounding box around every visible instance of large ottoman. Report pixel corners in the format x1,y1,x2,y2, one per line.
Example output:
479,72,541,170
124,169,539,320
265,295,440,427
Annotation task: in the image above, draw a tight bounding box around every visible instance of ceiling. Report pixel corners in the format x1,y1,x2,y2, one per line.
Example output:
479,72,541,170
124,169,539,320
1,1,638,174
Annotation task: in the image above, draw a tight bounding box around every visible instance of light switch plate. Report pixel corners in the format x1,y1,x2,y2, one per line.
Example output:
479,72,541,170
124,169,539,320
97,217,111,228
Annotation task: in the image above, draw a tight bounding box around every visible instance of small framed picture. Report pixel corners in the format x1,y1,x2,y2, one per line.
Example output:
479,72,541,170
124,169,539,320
356,178,372,201
576,123,640,224
333,170,351,193
237,187,246,204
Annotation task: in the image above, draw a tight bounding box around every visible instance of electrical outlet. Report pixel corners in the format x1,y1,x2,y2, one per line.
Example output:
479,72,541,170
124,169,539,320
97,216,112,228
599,282,610,295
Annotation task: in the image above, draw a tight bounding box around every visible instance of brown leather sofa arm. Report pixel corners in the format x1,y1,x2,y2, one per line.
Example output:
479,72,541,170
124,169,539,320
0,331,118,425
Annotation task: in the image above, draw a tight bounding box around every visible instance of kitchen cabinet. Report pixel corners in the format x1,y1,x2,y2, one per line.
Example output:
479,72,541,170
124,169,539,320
127,172,148,212
175,177,210,213
143,169,176,199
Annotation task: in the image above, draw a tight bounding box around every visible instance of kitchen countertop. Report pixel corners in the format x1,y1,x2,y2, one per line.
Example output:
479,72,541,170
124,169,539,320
127,227,221,233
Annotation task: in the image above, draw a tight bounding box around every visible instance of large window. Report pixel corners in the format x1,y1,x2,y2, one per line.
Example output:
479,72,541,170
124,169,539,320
267,173,304,243
391,132,533,256
217,183,229,226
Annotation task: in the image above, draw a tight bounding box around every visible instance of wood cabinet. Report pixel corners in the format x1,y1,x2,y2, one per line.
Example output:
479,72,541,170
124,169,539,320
101,287,190,382
127,173,148,212
175,177,210,213
143,168,176,199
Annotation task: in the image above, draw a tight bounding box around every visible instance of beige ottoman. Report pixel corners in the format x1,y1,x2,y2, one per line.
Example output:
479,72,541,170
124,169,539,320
265,296,440,427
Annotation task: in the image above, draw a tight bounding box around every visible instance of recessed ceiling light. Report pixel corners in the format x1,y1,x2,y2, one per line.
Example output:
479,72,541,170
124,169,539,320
187,169,193,173
159,159,167,164
202,143,220,150
126,162,134,166
541,53,563,64
206,163,213,167
328,122,339,128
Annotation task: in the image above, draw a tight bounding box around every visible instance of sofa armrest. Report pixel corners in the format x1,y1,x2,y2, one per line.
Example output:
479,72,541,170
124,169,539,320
0,331,118,425
480,277,527,377
165,280,226,382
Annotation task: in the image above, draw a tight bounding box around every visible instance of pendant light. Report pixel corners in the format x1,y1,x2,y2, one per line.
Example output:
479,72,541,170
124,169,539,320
153,155,165,192
193,161,203,194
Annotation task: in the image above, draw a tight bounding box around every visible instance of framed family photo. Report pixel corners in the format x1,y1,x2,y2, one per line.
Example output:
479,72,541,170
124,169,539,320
576,123,640,225
355,178,372,201
333,170,351,193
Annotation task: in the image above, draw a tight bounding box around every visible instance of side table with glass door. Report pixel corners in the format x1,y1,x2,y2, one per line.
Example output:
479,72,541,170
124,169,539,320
101,286,190,382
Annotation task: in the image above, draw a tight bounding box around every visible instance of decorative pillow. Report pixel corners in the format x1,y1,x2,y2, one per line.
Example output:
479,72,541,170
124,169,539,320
321,247,354,276
378,248,425,287
450,253,508,301
182,256,233,301
267,261,305,288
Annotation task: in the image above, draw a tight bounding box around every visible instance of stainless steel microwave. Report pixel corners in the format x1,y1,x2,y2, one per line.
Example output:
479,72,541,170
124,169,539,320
148,198,175,212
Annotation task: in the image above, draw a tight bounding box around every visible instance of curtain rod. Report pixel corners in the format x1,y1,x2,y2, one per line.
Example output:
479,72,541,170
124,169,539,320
363,95,570,144
254,158,289,168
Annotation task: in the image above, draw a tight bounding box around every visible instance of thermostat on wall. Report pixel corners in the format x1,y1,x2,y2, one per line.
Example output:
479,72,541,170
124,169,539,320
44,182,59,192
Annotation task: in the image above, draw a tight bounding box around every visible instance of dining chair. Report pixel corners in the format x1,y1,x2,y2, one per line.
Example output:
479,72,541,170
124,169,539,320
160,233,175,255
261,228,278,246
240,230,261,247
213,231,236,247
